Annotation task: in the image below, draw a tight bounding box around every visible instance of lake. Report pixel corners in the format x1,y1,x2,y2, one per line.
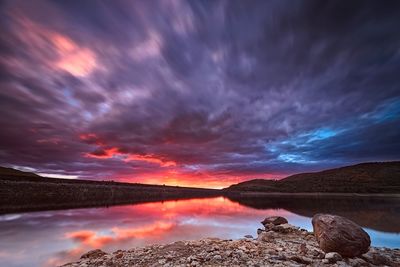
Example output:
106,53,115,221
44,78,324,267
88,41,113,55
0,196,399,267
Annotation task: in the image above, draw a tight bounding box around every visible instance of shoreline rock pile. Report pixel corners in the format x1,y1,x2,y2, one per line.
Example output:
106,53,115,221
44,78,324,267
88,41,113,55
61,214,400,267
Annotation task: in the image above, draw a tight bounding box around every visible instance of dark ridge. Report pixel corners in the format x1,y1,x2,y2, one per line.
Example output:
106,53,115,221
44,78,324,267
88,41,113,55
0,167,222,215
225,161,400,193
0,166,40,178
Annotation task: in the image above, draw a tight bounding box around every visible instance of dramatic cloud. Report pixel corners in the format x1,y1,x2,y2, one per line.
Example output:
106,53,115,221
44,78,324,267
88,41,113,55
0,0,399,187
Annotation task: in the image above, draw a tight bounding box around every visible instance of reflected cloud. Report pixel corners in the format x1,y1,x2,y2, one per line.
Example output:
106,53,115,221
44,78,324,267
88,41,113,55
0,197,399,267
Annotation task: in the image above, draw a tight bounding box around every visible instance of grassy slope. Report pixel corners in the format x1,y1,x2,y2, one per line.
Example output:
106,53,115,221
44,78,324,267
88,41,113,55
226,162,400,193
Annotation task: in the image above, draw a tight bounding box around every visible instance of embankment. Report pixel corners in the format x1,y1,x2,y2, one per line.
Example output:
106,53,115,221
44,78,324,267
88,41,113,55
0,175,221,214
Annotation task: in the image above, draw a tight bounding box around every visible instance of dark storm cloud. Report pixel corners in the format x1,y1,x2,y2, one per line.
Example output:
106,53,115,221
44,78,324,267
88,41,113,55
0,0,399,186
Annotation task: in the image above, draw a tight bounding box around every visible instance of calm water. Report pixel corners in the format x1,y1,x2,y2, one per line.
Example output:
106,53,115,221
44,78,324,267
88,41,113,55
0,196,399,267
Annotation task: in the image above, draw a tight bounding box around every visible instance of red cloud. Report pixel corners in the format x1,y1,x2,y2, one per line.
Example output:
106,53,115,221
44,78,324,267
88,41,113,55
81,136,177,167
84,147,119,159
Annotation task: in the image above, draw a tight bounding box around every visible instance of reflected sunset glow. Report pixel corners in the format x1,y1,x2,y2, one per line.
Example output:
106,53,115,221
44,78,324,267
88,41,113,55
0,197,399,267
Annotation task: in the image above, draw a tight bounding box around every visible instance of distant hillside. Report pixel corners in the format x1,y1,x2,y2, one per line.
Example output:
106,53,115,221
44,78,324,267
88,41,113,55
0,166,40,178
0,166,221,214
225,162,400,193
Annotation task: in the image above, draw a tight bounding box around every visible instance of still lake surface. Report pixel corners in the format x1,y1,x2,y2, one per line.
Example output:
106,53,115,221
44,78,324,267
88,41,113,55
0,196,399,267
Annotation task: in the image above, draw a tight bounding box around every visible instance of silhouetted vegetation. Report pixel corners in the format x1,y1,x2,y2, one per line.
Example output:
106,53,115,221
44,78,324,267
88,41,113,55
225,162,400,193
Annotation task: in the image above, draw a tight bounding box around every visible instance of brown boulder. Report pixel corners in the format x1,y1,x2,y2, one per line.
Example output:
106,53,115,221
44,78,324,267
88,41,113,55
261,216,288,226
312,214,370,257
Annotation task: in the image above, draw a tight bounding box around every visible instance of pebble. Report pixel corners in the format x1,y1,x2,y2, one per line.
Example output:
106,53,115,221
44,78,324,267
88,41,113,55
325,252,342,263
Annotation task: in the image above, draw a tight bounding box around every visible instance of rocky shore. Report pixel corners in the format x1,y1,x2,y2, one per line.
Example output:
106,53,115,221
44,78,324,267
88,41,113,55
61,215,400,267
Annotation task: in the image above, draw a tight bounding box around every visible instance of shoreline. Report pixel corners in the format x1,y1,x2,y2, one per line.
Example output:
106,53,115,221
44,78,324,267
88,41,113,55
2,190,399,216
61,220,400,267
2,174,399,215
229,192,400,198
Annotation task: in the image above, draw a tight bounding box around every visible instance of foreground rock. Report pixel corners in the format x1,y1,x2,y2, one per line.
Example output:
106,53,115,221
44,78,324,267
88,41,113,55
312,214,371,257
61,217,399,267
261,216,288,226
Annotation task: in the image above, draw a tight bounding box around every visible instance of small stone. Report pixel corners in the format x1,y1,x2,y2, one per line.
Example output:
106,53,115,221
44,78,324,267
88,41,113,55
289,255,312,264
271,255,286,261
238,245,247,251
257,231,274,242
310,249,325,259
272,223,299,233
336,260,351,267
213,255,222,261
244,234,253,239
346,257,368,267
299,243,307,254
325,252,342,263
361,250,392,265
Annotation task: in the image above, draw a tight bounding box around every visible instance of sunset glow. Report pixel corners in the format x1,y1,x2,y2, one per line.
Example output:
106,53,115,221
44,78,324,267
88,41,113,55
1,2,400,267
0,1,399,188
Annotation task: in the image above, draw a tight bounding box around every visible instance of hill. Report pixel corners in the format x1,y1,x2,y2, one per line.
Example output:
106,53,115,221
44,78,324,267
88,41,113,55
225,162,400,193
0,167,221,214
0,166,40,178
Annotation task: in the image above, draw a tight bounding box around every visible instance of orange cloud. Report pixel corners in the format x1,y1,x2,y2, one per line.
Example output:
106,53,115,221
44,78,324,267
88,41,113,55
84,147,120,159
79,133,105,146
80,133,176,167
84,146,176,167
79,133,98,140
12,15,97,77
53,34,97,77
124,154,176,167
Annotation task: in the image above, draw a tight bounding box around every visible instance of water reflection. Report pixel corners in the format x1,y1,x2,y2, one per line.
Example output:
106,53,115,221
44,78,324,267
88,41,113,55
228,195,400,232
0,196,398,267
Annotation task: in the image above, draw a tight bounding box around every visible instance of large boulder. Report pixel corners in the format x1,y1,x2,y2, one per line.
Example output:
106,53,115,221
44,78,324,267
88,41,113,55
312,214,370,257
261,216,288,226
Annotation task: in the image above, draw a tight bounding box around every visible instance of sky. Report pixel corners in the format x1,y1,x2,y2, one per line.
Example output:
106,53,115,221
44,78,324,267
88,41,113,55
0,0,399,188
